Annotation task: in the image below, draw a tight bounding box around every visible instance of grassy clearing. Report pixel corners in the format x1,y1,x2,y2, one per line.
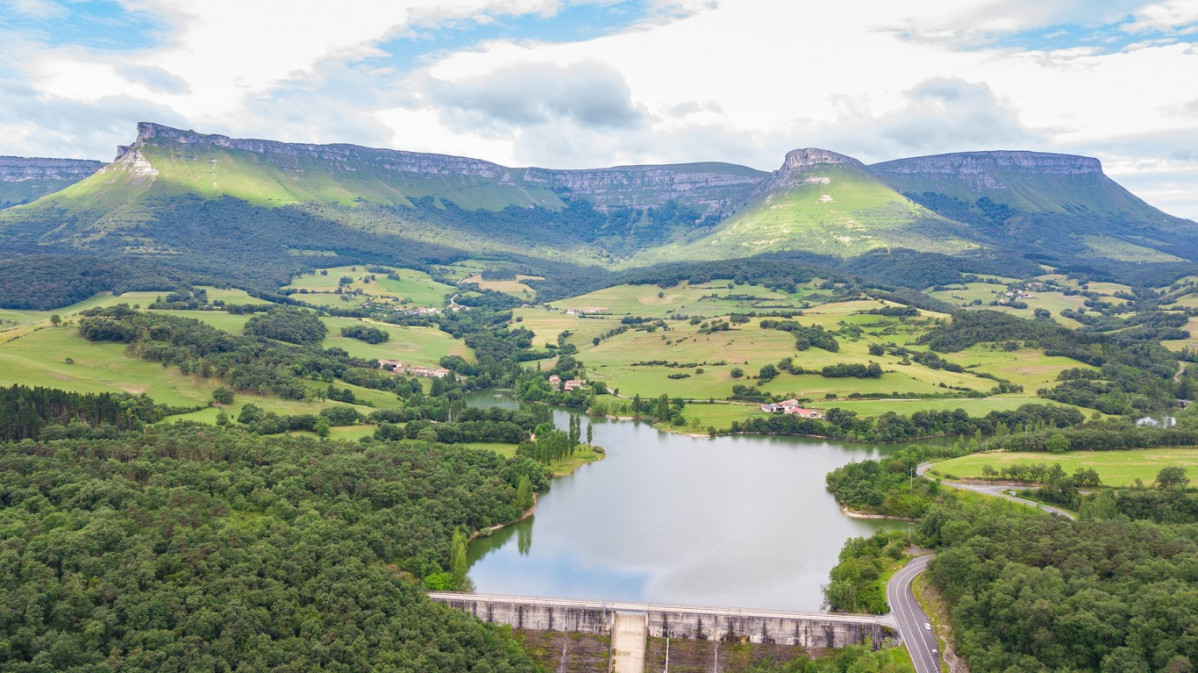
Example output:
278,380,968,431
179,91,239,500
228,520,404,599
460,274,541,299
580,311,995,401
1163,316,1198,351
467,441,601,476
940,345,1093,392
551,280,811,318
162,310,254,333
200,287,273,305
0,292,161,338
930,449,1198,487
806,396,1081,418
284,265,455,307
0,327,221,407
511,307,621,348
925,284,1088,329
546,445,604,476
322,318,473,366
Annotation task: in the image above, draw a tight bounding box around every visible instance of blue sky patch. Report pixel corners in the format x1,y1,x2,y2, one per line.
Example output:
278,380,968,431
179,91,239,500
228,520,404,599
371,0,658,72
7,0,164,51
985,18,1195,54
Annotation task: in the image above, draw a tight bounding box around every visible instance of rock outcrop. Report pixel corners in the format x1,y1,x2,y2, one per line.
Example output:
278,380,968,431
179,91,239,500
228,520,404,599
0,156,105,208
0,156,104,183
781,148,865,172
869,150,1102,176
127,122,767,213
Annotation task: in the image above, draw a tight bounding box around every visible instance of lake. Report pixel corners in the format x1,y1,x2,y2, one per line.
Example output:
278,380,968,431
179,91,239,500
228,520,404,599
466,391,903,612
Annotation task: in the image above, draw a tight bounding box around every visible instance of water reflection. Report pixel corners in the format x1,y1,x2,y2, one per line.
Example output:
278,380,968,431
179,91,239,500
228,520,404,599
465,391,903,611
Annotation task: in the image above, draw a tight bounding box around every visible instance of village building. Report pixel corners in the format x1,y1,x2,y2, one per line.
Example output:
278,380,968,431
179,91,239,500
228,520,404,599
760,398,823,419
378,358,450,378
548,374,586,391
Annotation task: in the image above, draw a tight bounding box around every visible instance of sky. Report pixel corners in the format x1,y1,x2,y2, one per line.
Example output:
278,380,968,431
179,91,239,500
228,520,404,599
1,0,1196,218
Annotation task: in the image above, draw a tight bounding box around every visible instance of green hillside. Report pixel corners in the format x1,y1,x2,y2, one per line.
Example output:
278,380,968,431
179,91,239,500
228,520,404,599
1,125,1195,311
870,151,1197,260
0,157,103,209
643,155,976,263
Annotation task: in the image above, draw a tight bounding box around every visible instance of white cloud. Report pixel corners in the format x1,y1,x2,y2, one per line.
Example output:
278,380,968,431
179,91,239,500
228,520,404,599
1123,0,1198,33
5,0,67,20
1,0,1197,218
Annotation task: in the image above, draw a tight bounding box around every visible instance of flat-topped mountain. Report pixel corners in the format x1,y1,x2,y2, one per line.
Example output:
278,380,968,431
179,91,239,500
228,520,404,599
868,150,1194,262
105,122,766,214
0,122,1193,302
0,156,104,208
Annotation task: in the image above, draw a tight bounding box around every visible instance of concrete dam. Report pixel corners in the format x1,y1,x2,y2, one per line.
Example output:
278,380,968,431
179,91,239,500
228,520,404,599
427,592,895,650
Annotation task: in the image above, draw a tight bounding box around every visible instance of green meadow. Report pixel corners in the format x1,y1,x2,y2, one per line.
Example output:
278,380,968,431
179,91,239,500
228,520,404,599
461,273,542,299
0,326,222,407
930,449,1198,487
285,265,455,307
940,345,1094,392
322,318,474,366
550,280,810,318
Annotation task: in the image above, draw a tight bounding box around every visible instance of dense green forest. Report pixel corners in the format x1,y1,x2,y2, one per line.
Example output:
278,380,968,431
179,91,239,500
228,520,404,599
823,413,1198,672
922,501,1196,673
0,425,550,672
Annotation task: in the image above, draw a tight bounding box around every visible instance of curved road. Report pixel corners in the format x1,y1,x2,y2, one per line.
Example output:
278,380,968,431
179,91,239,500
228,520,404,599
887,555,939,673
916,462,1076,520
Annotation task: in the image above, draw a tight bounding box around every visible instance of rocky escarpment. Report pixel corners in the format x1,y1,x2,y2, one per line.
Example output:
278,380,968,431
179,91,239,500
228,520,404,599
523,163,766,213
782,148,865,172
0,156,103,182
128,122,766,213
0,156,105,208
747,147,871,197
869,150,1102,176
868,151,1104,194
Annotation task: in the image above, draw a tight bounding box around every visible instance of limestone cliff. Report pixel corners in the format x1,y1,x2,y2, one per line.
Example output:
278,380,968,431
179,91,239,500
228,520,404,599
870,150,1102,177
127,122,766,213
0,156,104,207
0,156,103,183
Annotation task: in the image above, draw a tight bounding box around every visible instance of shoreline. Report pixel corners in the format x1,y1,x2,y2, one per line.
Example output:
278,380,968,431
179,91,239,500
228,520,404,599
839,504,918,522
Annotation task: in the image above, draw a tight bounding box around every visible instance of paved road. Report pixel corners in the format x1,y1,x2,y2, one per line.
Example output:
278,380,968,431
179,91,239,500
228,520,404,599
916,462,1076,520
887,555,939,673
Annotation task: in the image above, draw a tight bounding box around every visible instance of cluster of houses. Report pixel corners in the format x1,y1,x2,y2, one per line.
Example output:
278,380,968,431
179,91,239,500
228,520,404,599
378,359,451,378
548,374,586,391
759,399,823,418
564,307,606,316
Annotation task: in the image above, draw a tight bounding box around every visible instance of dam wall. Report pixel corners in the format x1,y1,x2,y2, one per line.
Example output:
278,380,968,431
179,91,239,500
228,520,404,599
428,592,894,650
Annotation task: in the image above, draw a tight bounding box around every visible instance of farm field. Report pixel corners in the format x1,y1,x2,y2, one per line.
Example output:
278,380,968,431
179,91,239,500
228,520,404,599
0,326,222,408
806,395,1085,418
550,281,813,318
925,283,1088,328
939,345,1093,392
322,318,474,366
512,307,621,348
461,273,542,299
578,310,996,401
930,448,1198,487
1163,316,1198,351
284,265,455,307
0,291,162,337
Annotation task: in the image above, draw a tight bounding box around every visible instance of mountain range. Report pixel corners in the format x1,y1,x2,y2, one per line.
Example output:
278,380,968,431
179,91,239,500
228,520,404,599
0,122,1194,307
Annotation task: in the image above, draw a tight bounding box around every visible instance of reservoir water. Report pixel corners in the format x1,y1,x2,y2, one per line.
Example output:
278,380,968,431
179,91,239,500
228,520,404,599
466,391,902,612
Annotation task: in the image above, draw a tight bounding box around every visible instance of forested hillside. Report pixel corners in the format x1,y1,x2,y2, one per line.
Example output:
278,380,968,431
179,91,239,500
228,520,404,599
0,426,549,672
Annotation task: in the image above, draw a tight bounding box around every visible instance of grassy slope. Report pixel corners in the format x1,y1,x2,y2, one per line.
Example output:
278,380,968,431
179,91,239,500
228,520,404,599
873,168,1176,220
140,142,565,211
641,164,975,264
931,449,1198,487
539,282,1096,413
285,266,456,308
